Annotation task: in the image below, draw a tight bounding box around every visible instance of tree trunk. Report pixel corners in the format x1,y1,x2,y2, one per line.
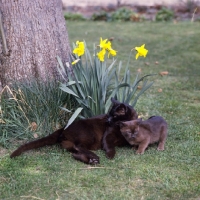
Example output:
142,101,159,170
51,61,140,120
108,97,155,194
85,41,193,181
0,0,70,90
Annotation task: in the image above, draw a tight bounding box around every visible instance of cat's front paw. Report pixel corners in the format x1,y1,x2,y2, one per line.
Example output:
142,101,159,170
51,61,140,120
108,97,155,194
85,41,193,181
106,150,115,159
72,152,99,165
87,152,100,165
88,157,99,165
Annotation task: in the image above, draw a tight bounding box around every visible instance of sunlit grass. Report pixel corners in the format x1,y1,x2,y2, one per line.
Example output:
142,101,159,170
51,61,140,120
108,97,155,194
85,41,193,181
0,21,200,199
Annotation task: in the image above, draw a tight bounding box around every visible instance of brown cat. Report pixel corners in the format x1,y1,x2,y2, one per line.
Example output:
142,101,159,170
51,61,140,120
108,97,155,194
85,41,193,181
10,98,138,164
119,116,168,154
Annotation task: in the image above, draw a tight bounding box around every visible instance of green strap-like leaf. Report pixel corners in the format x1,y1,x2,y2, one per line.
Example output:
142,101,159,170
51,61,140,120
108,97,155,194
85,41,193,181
59,107,71,113
107,59,117,72
66,81,81,86
131,81,154,107
60,85,79,98
64,107,83,129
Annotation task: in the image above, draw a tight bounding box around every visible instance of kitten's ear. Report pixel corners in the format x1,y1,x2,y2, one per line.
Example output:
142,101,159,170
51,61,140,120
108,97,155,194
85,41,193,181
136,118,142,125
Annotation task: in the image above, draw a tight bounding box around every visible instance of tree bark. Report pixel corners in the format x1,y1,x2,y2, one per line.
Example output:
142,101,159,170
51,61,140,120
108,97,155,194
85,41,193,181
0,0,70,90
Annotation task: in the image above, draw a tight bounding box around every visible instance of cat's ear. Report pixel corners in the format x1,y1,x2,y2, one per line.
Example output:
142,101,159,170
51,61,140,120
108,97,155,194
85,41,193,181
111,97,120,105
117,121,126,128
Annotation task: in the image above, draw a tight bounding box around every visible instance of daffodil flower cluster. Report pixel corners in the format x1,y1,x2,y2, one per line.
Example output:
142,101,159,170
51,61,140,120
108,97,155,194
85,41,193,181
73,41,85,57
71,38,148,65
72,41,85,65
97,37,117,62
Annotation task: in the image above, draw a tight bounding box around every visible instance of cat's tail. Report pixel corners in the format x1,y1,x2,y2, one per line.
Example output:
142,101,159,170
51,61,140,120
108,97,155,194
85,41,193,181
10,128,64,158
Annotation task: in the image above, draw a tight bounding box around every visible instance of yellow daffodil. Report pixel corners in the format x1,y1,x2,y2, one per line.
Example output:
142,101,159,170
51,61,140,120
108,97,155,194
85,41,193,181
134,44,148,60
104,41,111,50
97,38,117,61
99,37,108,49
73,41,85,57
97,48,106,62
71,59,80,65
108,48,117,58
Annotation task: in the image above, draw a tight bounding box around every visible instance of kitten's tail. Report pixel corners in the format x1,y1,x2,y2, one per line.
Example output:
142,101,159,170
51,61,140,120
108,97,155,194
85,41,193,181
10,128,64,158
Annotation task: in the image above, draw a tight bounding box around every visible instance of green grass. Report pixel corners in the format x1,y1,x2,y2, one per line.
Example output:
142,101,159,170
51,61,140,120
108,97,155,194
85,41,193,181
1,21,200,199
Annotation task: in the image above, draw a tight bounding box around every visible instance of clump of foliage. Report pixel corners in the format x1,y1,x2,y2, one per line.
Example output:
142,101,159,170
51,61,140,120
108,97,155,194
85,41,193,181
57,40,153,128
155,7,174,21
91,11,109,21
64,12,86,21
0,80,73,146
110,7,140,21
110,7,133,21
91,7,144,22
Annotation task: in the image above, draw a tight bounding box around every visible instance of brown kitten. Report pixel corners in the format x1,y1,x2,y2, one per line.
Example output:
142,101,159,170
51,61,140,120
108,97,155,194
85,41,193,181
119,116,168,154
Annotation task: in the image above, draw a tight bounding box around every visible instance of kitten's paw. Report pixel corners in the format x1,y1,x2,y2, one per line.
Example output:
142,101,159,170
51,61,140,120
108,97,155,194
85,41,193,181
136,150,144,155
157,142,165,151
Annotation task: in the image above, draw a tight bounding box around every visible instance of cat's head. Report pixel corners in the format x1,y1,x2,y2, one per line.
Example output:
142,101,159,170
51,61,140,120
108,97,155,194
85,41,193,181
118,118,142,138
107,97,138,125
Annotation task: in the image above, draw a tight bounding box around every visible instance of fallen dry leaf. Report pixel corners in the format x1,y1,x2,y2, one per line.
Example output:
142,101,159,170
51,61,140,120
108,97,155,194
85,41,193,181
33,133,38,138
159,71,169,76
0,119,5,124
109,37,114,41
31,122,37,131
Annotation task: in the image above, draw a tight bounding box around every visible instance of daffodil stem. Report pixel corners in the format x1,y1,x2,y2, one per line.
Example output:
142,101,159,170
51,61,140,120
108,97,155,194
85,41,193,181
126,51,132,69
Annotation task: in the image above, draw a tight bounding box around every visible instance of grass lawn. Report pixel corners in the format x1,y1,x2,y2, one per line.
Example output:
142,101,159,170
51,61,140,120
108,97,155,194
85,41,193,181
0,21,200,200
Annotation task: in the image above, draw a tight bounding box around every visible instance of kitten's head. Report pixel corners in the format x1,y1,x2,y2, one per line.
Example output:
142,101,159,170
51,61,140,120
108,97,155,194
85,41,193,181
107,97,138,125
119,118,142,138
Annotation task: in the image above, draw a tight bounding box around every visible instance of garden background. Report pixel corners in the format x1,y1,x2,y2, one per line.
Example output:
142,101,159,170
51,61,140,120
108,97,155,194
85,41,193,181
0,0,200,199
